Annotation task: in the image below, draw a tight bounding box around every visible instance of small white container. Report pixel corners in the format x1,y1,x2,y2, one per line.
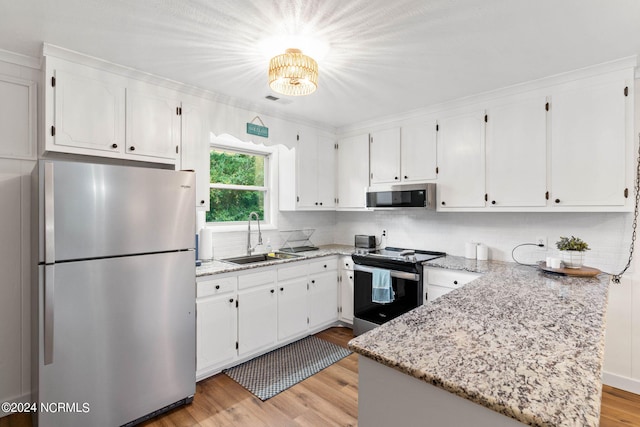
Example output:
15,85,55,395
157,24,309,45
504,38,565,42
199,228,213,261
465,242,478,259
548,257,562,269
476,244,489,261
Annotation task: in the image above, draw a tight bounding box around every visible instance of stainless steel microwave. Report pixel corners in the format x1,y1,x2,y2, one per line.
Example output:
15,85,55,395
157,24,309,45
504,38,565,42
365,184,436,210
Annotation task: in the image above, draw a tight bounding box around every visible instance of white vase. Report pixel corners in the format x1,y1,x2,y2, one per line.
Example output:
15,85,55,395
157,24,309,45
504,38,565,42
560,250,585,269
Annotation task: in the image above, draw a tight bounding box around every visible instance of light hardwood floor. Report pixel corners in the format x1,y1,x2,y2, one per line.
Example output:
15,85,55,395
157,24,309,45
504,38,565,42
2,327,639,426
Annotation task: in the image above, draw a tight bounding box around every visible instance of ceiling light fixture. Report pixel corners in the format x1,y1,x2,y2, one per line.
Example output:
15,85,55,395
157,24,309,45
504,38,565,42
268,48,318,96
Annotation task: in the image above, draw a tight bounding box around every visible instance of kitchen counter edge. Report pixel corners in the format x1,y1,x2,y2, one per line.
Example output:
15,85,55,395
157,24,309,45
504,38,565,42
196,244,355,277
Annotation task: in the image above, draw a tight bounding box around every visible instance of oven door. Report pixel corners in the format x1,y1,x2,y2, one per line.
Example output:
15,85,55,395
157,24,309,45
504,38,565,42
353,265,422,335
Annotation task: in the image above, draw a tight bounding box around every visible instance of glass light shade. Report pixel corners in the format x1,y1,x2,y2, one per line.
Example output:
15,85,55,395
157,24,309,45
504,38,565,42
268,48,318,96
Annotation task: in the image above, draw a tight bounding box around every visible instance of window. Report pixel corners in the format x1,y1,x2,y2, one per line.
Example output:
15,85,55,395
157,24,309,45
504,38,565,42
207,139,272,225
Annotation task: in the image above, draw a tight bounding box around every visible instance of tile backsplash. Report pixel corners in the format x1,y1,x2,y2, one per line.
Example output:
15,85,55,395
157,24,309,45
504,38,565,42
205,208,635,275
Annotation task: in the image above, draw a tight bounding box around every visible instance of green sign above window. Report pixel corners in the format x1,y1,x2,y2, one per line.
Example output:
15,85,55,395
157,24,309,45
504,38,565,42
246,123,269,138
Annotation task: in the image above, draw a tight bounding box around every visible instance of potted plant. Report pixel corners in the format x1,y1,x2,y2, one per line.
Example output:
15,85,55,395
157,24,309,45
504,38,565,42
555,236,590,269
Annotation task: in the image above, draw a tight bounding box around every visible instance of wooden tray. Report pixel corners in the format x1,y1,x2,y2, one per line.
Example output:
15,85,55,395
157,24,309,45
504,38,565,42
537,261,601,277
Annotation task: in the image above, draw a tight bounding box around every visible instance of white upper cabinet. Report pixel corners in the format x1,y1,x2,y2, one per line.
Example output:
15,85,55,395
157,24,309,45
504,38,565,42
437,110,486,208
125,86,180,161
549,72,632,208
179,99,211,210
317,134,337,208
401,121,438,182
45,54,182,164
485,95,548,207
336,133,370,209
280,127,336,210
369,127,401,184
47,64,125,155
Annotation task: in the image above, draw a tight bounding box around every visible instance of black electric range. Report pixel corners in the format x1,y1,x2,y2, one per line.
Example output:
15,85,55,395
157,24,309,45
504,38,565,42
351,246,446,273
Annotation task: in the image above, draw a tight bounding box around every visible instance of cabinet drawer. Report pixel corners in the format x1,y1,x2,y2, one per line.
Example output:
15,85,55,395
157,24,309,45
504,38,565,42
426,269,481,289
309,257,338,274
197,276,237,298
238,269,276,290
278,263,309,281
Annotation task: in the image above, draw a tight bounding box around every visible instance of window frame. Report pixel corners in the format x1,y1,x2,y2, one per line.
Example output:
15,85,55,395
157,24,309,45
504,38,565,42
207,134,277,231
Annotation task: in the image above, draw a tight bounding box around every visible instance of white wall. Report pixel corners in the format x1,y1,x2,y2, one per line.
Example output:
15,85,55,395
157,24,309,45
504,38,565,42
0,52,39,413
334,209,640,392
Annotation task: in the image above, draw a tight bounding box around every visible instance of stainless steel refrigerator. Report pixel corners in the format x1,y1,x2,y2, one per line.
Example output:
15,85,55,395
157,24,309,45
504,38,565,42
33,160,196,427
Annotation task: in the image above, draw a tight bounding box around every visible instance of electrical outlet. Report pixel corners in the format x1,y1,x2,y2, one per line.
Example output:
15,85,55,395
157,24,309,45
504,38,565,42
536,236,547,249
382,230,387,237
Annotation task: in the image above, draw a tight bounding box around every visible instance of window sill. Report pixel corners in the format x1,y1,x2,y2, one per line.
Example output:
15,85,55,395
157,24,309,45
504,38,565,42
206,223,278,233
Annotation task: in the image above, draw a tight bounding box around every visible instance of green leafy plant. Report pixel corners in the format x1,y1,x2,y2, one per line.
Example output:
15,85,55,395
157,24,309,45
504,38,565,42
555,236,590,252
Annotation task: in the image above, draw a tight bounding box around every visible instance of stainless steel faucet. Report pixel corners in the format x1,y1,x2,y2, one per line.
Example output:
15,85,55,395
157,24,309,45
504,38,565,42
247,211,263,255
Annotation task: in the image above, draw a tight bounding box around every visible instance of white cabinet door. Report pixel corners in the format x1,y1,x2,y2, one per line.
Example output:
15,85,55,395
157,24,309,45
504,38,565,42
340,269,354,323
550,76,630,207
317,134,336,208
485,95,547,207
437,111,485,208
238,285,278,356
296,130,336,209
308,271,338,329
401,121,437,182
296,129,319,208
337,133,369,209
180,100,211,210
370,127,401,184
196,294,237,372
51,68,125,154
126,88,180,161
277,277,309,341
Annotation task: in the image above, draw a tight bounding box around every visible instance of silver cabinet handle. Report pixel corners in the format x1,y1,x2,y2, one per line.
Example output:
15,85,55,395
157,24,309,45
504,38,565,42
44,265,55,365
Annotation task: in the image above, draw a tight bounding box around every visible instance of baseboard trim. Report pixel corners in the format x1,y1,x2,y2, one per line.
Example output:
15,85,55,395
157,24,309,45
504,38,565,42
0,391,32,418
603,371,640,394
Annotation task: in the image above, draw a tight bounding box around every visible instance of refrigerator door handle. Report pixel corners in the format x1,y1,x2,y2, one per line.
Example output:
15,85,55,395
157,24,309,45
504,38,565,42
44,162,55,264
44,264,54,365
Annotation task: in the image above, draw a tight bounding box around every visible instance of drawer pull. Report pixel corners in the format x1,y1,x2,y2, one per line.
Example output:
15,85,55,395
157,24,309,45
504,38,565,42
215,285,220,290
453,280,458,285
229,298,234,303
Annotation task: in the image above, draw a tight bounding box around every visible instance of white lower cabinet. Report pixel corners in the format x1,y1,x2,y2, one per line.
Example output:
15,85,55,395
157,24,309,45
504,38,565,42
196,256,341,380
196,294,237,372
309,270,339,328
339,256,354,324
238,281,278,357
424,268,481,303
277,277,309,341
196,275,239,378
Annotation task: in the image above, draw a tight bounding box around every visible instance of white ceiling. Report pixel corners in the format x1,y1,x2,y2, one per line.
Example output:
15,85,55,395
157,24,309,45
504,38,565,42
2,0,640,129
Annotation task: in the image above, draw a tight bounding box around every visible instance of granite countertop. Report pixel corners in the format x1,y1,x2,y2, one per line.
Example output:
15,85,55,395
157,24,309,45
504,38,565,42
196,244,355,277
349,255,610,427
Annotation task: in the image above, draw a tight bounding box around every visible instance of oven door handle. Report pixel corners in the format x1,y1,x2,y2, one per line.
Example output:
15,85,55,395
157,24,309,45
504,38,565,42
354,264,420,281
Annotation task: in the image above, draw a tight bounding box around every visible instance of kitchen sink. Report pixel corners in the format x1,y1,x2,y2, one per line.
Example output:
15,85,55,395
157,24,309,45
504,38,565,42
221,252,302,265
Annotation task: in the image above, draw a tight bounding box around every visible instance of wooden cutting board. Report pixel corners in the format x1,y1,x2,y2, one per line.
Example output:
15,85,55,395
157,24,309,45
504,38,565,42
538,261,601,277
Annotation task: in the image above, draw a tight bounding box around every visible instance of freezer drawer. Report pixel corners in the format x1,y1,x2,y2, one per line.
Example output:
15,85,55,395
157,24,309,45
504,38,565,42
37,251,195,427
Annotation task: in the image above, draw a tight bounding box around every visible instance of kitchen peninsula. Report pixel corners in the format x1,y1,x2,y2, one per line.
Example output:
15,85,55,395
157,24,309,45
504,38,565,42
349,257,610,427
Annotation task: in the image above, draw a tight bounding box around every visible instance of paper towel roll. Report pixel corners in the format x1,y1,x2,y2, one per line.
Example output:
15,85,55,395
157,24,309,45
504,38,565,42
476,244,488,261
200,228,213,261
465,242,478,259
